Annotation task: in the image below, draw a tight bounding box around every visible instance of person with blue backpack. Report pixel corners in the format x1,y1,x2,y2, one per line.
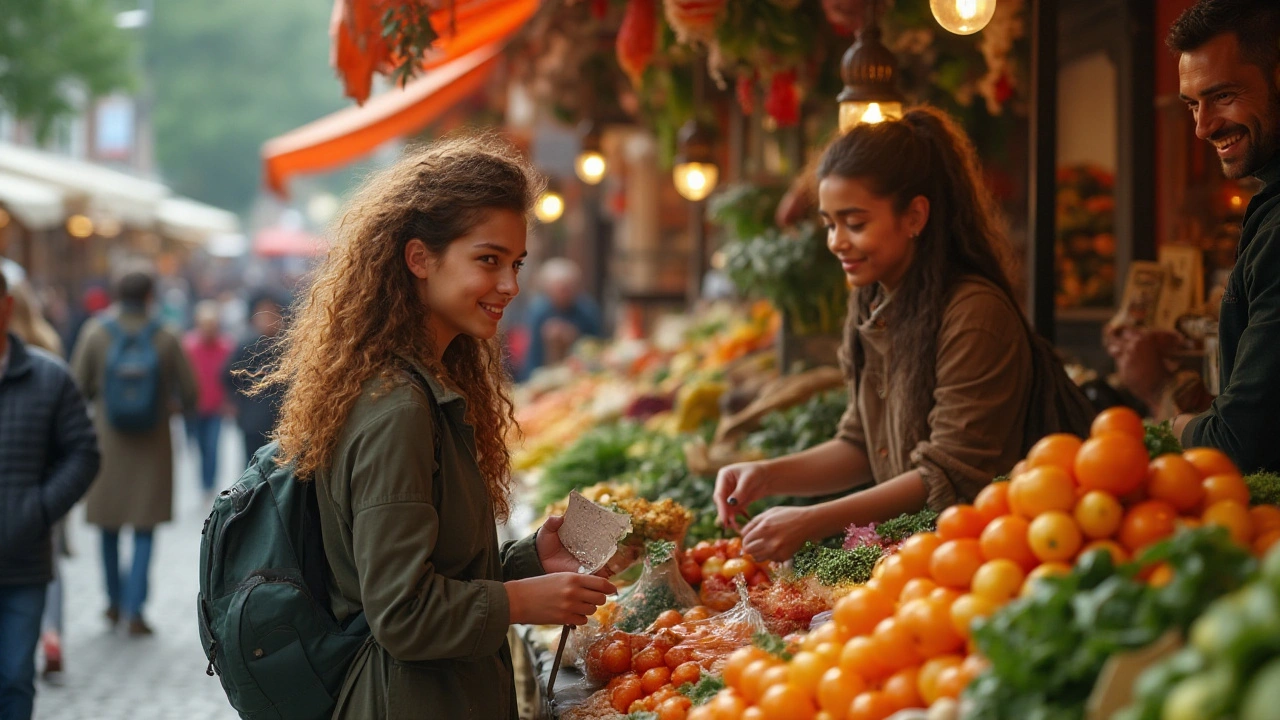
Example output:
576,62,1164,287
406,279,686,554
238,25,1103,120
201,135,616,720
72,270,197,637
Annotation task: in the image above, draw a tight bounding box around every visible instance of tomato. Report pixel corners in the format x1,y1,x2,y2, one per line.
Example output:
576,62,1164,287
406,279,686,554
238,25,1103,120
658,695,693,720
970,559,1026,602
603,640,633,674
683,605,712,622
937,505,988,540
839,636,887,682
1080,539,1128,566
870,617,922,673
1075,432,1148,496
758,682,817,720
701,556,726,579
671,660,702,688
1118,500,1178,553
748,570,771,588
654,609,685,631
917,655,964,705
727,537,744,556
680,558,703,586
895,532,943,578
1027,511,1083,563
1202,473,1251,507
979,515,1037,570
1250,505,1280,535
847,690,897,720
722,557,755,579
1090,406,1144,440
1026,433,1084,475
1073,490,1124,539
642,666,673,695
1147,455,1206,512
633,646,666,675
1202,499,1255,546
722,646,766,690
1008,466,1077,519
832,585,895,637
881,666,923,712
612,676,644,712
897,598,964,657
899,577,939,604
817,666,864,717
1183,447,1239,478
949,593,998,639
929,538,985,589
973,482,1011,524
690,541,716,564
1255,529,1280,556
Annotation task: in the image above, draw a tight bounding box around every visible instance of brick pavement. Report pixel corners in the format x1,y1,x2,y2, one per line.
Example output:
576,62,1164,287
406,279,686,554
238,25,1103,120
33,419,243,720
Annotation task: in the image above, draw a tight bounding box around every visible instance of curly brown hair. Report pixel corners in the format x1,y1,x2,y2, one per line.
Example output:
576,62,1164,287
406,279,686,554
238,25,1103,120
255,133,544,521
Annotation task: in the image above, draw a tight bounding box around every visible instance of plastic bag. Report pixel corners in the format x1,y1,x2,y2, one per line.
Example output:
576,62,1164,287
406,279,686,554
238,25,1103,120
611,541,700,634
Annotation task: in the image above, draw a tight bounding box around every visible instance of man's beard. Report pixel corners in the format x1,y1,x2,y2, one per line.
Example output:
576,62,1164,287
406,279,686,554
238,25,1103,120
1219,91,1280,179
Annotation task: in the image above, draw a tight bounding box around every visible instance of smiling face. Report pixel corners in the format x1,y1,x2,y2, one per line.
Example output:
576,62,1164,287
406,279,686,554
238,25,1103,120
817,175,928,291
1179,32,1280,179
408,209,528,354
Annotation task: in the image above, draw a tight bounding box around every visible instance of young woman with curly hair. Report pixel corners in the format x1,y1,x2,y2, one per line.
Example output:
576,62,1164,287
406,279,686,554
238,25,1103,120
256,135,614,719
715,107,1086,561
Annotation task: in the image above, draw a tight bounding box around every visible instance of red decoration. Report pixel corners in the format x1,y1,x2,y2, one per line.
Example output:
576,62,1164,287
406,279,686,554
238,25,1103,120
663,0,727,45
592,0,608,19
617,0,657,87
764,70,800,128
995,73,1014,105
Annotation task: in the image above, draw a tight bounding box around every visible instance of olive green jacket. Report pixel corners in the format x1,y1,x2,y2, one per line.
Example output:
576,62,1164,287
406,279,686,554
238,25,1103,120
315,362,544,719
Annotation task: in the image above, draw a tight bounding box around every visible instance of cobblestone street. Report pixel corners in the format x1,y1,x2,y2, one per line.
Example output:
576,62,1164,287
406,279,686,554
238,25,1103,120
33,419,242,720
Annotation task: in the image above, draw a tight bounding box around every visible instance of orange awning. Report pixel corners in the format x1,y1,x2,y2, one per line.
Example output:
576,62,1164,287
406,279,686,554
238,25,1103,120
331,0,539,104
262,42,503,197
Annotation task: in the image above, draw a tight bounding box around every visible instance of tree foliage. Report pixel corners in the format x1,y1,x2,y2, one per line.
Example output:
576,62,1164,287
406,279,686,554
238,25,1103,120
0,0,135,142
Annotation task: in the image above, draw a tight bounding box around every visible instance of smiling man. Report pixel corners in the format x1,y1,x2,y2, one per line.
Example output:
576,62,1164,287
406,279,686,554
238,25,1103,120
1166,0,1280,473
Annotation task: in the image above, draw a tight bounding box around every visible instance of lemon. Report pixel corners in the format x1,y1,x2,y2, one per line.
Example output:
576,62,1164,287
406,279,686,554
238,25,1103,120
1240,659,1280,720
1161,666,1235,720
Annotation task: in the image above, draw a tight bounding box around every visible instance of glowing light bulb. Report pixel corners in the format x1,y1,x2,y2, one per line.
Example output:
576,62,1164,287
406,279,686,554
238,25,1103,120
574,151,607,185
535,192,564,223
67,214,94,239
862,103,885,124
672,162,719,202
930,0,997,35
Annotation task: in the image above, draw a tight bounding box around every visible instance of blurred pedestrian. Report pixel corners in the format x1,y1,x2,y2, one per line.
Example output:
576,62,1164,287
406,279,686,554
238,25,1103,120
184,301,234,500
225,291,287,464
516,257,602,380
71,271,197,636
0,271,99,719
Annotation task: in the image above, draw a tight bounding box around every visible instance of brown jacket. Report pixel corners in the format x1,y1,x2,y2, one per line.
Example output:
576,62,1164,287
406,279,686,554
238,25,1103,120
316,361,543,719
71,308,197,529
836,277,1033,510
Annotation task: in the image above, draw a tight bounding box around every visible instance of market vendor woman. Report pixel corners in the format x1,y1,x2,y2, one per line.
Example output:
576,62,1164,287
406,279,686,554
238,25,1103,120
255,136,614,719
716,108,1070,561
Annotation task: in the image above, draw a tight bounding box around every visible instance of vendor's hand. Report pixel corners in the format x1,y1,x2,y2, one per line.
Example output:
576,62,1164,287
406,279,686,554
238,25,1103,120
505,573,616,626
740,506,814,562
714,461,773,531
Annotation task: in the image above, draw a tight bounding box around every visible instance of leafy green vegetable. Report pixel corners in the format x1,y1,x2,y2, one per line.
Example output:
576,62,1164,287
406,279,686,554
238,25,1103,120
1246,472,1280,507
708,182,788,242
615,581,679,634
752,631,793,661
678,674,725,706
1144,420,1183,459
724,223,849,336
647,540,677,565
876,508,940,543
793,542,883,586
745,390,849,458
535,422,649,509
963,527,1256,720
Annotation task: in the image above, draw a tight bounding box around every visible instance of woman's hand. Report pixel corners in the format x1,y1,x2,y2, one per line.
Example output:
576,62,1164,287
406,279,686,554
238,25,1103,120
714,461,774,531
535,516,586,574
740,506,815,562
505,573,616,626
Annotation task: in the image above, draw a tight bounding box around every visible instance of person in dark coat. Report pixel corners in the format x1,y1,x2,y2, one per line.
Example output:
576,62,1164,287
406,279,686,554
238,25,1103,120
224,290,287,465
0,271,100,720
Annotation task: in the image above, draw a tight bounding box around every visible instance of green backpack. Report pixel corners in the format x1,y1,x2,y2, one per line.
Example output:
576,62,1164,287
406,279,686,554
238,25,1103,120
197,442,370,719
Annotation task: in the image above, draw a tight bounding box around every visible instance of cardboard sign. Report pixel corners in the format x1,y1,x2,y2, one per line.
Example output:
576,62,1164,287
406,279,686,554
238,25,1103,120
1117,261,1167,327
1155,245,1205,330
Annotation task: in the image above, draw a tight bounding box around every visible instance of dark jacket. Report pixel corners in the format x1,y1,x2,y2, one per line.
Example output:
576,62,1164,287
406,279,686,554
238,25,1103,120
224,333,282,439
1183,157,1280,474
0,333,100,585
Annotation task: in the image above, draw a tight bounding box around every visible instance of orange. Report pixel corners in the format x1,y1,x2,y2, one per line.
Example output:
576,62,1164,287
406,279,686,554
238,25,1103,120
917,655,964,705
1250,505,1280,535
711,690,748,719
1075,432,1149,496
1147,562,1175,587
1028,511,1083,563
723,647,768,690
817,666,864,717
1202,499,1254,547
870,617,922,673
1118,500,1178,553
846,691,897,720
804,620,845,650
934,665,971,700
1021,562,1072,596
971,559,1027,602
788,651,833,697
899,577,940,604
897,598,964,658
1147,455,1206,512
1080,539,1129,566
758,682,817,720
1073,490,1124,539
979,515,1038,570
1008,466,1077,518
938,505,988,540
973,482,1011,524
740,658,778,704
812,642,842,668
961,653,991,677
1202,474,1251,507
930,539,986,589
929,586,964,606
1254,529,1280,557
881,666,923,712
894,533,943,579
839,636,887,683
1026,433,1084,475
1090,406,1145,440
832,586,895,638
949,593,999,639
872,554,914,600
758,664,792,696
1010,460,1029,478
1183,447,1239,478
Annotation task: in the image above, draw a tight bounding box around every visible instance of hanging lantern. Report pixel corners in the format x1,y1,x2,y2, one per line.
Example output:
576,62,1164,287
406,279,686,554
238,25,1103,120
574,121,607,185
617,0,657,87
535,191,565,223
67,214,95,239
836,1,904,132
930,0,997,35
672,120,719,202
